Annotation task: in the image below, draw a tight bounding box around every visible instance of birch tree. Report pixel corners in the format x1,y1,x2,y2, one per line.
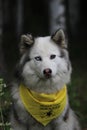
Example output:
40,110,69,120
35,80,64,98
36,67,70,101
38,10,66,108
49,0,66,34
48,0,80,37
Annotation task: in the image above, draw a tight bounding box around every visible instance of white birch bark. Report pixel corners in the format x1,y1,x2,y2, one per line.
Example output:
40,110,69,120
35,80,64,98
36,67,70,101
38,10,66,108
48,0,80,36
49,0,66,34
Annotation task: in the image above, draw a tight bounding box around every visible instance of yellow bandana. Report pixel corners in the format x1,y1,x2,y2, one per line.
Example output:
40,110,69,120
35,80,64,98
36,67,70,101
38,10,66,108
19,85,67,126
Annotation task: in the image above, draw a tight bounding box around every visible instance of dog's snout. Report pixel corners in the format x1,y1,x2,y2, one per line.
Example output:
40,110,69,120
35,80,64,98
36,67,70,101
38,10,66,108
43,68,52,78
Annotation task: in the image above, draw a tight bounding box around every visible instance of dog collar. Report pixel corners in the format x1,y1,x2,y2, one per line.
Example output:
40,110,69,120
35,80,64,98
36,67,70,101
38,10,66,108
19,84,67,126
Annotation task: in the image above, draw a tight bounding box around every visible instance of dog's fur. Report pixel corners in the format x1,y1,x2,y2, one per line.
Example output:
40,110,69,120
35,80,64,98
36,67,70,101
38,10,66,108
11,29,80,130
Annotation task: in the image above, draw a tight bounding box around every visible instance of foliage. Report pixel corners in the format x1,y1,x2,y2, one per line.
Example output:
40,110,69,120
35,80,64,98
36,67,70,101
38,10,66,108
68,61,87,128
0,78,11,130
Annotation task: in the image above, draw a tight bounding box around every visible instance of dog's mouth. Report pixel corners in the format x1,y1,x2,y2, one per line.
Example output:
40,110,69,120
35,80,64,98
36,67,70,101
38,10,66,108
37,73,52,81
42,74,54,82
44,74,52,79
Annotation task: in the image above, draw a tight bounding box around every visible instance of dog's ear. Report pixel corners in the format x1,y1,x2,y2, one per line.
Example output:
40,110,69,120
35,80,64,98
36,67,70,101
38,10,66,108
19,34,34,54
51,29,67,49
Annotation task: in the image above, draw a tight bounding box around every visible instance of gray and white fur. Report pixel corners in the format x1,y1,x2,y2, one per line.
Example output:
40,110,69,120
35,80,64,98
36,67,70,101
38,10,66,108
11,29,81,130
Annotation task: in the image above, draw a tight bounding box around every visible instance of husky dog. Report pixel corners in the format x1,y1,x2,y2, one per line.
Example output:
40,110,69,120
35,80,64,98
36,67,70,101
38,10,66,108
11,29,80,130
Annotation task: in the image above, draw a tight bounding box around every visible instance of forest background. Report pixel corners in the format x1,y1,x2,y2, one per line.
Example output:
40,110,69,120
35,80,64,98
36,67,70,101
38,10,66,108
0,0,87,130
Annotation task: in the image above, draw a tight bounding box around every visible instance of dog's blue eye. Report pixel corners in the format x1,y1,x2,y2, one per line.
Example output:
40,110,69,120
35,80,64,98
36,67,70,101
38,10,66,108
50,54,56,59
35,56,42,61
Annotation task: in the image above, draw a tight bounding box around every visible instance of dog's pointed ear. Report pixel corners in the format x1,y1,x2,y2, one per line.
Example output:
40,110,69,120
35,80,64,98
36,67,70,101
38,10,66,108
19,34,34,54
51,29,67,48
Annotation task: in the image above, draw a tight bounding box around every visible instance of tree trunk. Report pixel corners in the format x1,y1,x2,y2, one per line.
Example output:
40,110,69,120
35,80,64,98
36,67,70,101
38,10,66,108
16,0,23,37
0,0,7,80
68,0,80,37
48,0,66,34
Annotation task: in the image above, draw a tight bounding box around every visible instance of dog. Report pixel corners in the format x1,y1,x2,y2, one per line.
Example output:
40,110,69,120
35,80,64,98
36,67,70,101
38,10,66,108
11,29,81,130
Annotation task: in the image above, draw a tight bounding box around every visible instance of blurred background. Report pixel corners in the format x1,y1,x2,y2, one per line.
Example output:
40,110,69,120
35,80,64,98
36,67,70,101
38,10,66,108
0,0,87,130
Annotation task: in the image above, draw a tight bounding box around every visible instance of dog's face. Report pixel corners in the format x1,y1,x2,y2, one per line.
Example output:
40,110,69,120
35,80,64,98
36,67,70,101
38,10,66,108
18,29,72,93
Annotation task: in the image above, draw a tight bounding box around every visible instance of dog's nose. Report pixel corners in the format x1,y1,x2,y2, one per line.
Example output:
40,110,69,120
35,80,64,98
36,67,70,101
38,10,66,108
43,68,52,78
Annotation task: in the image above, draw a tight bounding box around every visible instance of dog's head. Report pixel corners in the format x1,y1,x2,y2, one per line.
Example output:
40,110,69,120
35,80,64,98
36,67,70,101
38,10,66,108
17,29,72,93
